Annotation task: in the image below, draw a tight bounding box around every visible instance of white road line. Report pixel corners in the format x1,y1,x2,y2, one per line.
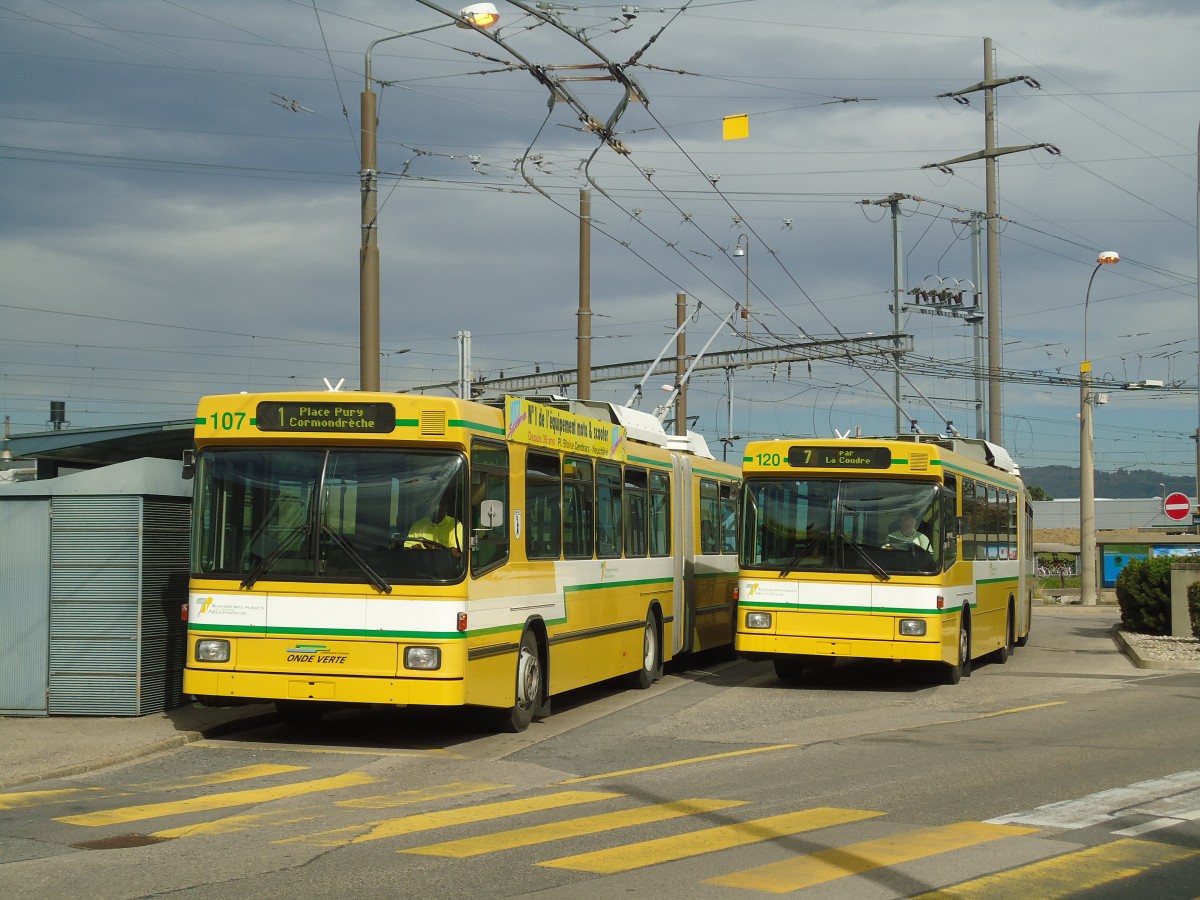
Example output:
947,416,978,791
987,770,1200,829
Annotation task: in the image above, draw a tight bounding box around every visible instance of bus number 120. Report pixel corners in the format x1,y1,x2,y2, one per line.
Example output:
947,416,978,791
755,451,783,467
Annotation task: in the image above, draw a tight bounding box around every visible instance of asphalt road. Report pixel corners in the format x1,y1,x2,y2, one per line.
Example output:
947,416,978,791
1,607,1198,899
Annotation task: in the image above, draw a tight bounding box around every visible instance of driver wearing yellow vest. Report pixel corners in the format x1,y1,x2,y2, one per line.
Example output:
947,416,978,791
404,492,463,558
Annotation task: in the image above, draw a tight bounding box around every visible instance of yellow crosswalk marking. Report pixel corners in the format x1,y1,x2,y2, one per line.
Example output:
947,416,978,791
337,782,509,809
53,772,379,826
0,787,108,811
404,798,747,858
911,837,1200,899
152,807,324,838
128,764,306,791
540,807,884,874
706,820,1037,892
558,745,796,784
276,791,622,848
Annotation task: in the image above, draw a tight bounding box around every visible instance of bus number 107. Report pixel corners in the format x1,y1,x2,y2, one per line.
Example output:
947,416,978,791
208,411,246,431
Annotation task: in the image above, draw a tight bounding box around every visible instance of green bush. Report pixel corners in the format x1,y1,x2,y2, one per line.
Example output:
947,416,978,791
1115,556,1172,635
1189,580,1200,640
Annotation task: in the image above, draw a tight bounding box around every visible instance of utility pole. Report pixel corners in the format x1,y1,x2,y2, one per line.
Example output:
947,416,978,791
861,193,921,434
953,210,988,439
926,37,1058,446
577,189,592,400
457,331,472,399
675,293,687,437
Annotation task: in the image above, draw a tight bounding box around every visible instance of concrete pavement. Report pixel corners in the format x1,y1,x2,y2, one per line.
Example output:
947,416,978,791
1,607,1195,791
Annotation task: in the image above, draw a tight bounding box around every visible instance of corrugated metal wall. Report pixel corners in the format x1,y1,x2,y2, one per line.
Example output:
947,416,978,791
48,496,189,715
140,499,190,713
0,499,51,715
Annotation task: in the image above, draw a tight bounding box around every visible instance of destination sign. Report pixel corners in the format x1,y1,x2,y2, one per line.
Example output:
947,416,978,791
787,445,892,469
256,401,395,434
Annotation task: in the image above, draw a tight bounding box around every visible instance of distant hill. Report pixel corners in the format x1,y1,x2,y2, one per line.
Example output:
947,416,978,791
1021,466,1194,500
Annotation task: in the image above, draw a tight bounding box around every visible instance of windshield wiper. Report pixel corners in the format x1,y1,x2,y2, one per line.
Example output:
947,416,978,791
322,523,391,594
837,533,891,582
779,533,826,578
242,522,309,589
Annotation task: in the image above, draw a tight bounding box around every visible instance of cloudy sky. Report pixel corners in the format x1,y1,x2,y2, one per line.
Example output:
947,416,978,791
2,0,1197,483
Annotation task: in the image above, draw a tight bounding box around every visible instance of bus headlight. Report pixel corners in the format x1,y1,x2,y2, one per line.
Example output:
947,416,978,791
195,639,230,662
899,619,927,636
404,646,442,670
745,612,772,629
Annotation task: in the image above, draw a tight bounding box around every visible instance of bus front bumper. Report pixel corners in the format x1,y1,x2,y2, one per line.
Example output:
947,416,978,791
183,667,467,707
737,630,945,663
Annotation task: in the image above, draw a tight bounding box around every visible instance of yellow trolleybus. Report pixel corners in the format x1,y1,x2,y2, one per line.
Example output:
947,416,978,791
183,391,739,730
736,435,1032,684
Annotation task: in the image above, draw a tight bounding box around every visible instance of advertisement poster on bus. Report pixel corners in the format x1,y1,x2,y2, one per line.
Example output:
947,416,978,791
505,396,627,460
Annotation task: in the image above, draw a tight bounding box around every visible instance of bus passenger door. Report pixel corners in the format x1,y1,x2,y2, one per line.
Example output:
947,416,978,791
672,455,692,657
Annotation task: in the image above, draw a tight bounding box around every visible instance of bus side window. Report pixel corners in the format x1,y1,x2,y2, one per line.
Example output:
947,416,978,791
597,462,622,559
470,440,509,576
563,456,594,559
962,479,978,561
699,478,720,553
526,451,562,560
624,466,648,558
649,471,670,557
942,475,958,570
719,482,737,553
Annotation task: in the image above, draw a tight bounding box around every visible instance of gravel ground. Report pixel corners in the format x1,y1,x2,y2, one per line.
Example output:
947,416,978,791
1119,630,1200,663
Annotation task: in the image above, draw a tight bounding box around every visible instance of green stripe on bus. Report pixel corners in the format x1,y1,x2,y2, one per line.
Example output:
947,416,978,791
693,466,738,480
564,576,674,593
738,602,965,615
977,575,1019,585
190,623,469,639
449,418,505,435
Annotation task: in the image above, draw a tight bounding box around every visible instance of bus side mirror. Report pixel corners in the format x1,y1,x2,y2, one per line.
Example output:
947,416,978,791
477,499,503,530
182,449,195,480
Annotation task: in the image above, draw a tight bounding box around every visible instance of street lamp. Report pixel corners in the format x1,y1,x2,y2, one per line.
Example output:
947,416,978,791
1080,249,1120,605
359,3,499,392
733,233,749,340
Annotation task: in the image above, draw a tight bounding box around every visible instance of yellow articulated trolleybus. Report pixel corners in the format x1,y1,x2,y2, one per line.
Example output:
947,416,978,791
736,435,1033,685
183,391,739,731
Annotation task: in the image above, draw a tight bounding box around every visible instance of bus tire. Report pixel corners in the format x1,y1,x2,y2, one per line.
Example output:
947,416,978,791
495,629,542,733
942,610,971,685
993,604,1014,664
1016,597,1031,647
627,610,661,690
773,655,805,682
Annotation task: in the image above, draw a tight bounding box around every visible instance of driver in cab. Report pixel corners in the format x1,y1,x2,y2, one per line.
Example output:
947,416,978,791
404,492,463,558
884,509,931,552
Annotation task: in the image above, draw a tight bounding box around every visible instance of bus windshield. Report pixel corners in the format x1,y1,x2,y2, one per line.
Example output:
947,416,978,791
740,477,942,576
192,448,467,586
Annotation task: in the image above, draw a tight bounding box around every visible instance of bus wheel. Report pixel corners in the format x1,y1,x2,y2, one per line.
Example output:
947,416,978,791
773,655,805,682
627,612,661,690
1016,598,1031,647
993,606,1014,664
942,611,971,685
494,630,542,733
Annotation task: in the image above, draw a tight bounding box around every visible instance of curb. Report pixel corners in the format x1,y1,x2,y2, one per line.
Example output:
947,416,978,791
1112,627,1200,672
0,733,198,791
0,710,279,791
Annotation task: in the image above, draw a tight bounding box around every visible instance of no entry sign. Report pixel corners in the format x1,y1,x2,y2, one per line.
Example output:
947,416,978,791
1164,492,1191,521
